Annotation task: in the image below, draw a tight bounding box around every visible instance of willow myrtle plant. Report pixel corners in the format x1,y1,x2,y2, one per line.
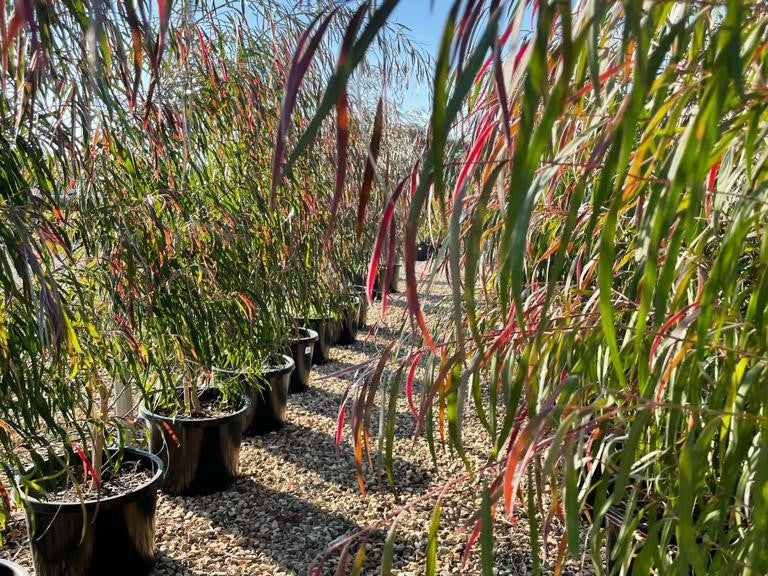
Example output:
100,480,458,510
2,0,298,482
0,106,151,535
279,0,768,574
0,125,78,533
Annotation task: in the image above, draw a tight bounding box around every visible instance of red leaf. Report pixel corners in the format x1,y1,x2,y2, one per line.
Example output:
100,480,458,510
404,206,436,352
357,97,384,240
335,386,352,450
649,301,700,369
513,39,530,71
270,10,337,206
406,350,425,418
502,428,533,521
156,0,172,63
73,443,99,488
0,481,10,512
452,119,495,203
161,421,180,446
571,64,622,102
706,159,721,218
367,178,408,302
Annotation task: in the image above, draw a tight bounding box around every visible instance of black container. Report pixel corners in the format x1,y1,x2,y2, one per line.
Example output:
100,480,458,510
19,448,163,576
352,286,369,327
245,354,295,435
0,561,28,576
337,295,361,345
288,328,318,393
416,242,430,261
373,261,403,295
139,388,249,496
389,261,402,292
328,316,342,345
302,317,339,364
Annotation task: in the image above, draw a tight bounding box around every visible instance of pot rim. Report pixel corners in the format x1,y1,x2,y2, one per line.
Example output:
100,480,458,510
297,315,339,323
17,447,164,510
261,353,295,377
291,327,319,344
139,388,251,426
0,559,29,576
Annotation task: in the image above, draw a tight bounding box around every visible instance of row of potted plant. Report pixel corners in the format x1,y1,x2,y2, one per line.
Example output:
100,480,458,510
0,0,418,573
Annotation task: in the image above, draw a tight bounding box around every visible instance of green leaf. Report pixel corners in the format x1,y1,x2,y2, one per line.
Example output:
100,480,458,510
426,499,442,576
480,481,494,576
380,521,398,576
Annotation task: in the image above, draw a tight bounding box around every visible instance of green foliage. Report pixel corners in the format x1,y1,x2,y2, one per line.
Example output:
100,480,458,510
0,0,409,513
289,0,768,574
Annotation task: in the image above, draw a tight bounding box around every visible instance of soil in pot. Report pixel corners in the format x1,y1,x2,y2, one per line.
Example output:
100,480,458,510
19,447,163,576
288,328,318,393
139,388,249,496
244,354,295,435
337,295,361,345
0,560,28,576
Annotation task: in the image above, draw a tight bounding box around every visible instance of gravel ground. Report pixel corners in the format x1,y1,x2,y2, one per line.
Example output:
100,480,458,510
1,261,596,575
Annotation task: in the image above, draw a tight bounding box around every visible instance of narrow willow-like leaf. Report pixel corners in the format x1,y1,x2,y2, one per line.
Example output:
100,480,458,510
285,0,401,171
426,499,442,576
357,97,383,240
350,544,366,576
329,3,368,234
380,520,398,576
480,481,494,576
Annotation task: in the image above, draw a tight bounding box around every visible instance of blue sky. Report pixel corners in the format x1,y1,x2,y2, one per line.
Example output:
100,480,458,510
390,1,453,113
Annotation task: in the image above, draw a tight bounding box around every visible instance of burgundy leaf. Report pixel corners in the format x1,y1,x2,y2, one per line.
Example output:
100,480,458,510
357,97,384,240
270,10,337,206
328,3,369,234
367,177,408,302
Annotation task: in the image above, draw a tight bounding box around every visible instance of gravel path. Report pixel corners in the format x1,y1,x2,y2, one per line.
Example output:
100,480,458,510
1,262,595,575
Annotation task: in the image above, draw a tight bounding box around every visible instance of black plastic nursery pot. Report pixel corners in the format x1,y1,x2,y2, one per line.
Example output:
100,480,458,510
0,560,28,576
244,354,295,435
389,261,402,292
288,328,318,393
301,317,339,365
139,388,249,496
19,448,163,576
416,242,431,261
373,261,403,296
352,286,369,327
337,295,361,345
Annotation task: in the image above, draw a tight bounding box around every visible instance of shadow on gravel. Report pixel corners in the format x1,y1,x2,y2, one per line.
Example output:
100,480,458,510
189,478,388,576
247,421,429,495
289,382,420,441
151,552,207,576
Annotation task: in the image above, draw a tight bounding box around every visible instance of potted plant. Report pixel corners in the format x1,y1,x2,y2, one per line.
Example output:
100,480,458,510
287,327,319,393
136,255,253,495
244,352,296,435
10,275,165,575
0,124,165,574
337,292,362,345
